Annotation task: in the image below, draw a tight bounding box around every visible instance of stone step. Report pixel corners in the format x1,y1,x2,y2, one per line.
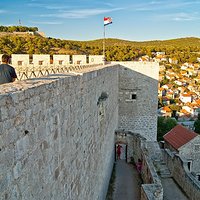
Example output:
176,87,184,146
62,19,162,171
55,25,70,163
160,168,170,172
160,173,172,178
160,169,172,178
161,172,171,176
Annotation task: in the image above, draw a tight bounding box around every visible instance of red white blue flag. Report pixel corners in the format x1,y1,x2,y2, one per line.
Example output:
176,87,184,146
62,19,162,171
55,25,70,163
104,17,112,26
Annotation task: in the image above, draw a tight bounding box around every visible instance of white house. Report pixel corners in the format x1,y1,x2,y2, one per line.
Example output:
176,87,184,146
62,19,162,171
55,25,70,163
174,80,183,86
180,93,192,103
182,105,194,116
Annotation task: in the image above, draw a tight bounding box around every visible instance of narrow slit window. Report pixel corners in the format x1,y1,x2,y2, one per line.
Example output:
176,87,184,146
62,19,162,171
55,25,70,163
188,161,192,171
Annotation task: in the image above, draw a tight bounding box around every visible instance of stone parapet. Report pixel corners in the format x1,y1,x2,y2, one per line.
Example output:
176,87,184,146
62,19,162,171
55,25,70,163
165,149,200,200
0,65,119,200
0,61,159,199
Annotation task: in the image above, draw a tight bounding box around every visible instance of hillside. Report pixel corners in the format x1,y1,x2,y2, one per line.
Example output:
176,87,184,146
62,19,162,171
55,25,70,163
0,34,200,62
82,37,200,47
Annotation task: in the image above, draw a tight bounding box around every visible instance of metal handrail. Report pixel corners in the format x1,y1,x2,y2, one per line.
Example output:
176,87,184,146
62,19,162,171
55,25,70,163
15,64,102,80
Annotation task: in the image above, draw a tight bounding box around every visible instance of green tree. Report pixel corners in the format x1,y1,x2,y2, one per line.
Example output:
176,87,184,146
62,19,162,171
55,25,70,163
194,113,200,134
157,117,177,141
1,34,200,61
169,104,180,118
160,76,169,86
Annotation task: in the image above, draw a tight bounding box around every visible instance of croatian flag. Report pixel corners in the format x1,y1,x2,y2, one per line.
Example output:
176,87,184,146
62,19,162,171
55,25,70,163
104,17,112,26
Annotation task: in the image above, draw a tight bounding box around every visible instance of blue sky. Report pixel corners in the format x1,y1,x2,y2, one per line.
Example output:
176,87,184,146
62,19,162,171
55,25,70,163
1,0,200,41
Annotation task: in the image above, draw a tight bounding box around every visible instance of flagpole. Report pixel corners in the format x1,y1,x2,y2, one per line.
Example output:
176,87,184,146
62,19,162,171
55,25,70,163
103,24,105,65
103,17,112,65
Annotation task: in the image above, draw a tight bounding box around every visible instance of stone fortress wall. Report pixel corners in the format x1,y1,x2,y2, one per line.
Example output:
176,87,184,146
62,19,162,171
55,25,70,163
0,54,104,80
115,62,159,141
164,149,200,200
0,65,119,200
0,61,159,199
0,54,104,66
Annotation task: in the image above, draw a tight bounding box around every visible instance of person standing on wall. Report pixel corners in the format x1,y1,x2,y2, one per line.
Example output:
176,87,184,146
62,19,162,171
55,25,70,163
0,54,17,84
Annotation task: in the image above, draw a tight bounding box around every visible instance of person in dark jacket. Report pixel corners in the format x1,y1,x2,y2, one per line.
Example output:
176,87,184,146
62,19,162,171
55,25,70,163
0,54,17,84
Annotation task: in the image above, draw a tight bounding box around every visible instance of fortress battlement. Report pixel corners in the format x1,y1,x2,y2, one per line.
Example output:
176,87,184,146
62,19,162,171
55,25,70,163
0,62,159,200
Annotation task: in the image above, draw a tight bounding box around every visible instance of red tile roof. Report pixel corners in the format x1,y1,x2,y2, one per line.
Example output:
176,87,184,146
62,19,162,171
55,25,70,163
180,109,190,115
163,106,171,112
181,93,192,97
163,125,198,150
196,99,200,105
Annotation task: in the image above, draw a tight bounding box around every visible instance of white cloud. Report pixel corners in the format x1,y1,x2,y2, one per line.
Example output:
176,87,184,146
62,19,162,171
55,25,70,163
27,1,124,19
45,5,71,10
39,7,124,19
171,13,200,21
0,10,7,14
1,24,15,26
29,20,63,25
154,12,200,21
27,3,71,10
102,3,115,7
129,0,200,12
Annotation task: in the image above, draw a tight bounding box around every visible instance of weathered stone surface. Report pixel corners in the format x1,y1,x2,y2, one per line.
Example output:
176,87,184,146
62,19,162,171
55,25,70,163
0,62,159,200
116,62,159,141
0,64,120,200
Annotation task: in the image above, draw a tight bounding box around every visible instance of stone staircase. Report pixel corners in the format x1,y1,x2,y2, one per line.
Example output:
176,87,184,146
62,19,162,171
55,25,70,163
151,148,172,178
146,141,172,178
158,162,172,178
153,159,172,178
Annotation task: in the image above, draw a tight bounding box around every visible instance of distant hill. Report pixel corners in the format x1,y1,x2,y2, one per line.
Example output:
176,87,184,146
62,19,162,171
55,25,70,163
86,37,200,47
0,34,200,62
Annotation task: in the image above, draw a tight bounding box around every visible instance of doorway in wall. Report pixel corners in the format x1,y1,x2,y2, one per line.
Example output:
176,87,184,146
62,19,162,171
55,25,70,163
197,174,200,181
115,143,127,162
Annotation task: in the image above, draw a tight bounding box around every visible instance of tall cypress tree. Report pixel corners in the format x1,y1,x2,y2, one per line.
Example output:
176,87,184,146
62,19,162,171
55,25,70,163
194,113,200,134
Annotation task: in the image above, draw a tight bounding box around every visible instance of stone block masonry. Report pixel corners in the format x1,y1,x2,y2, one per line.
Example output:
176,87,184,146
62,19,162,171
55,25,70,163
115,62,159,141
0,61,159,199
0,65,119,200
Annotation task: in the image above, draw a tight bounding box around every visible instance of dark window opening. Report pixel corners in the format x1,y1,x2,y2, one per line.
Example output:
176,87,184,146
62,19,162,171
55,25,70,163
86,55,89,64
77,60,81,65
188,161,191,171
50,55,53,64
18,61,23,66
29,55,33,64
39,61,43,65
131,94,137,100
69,55,72,64
59,60,63,65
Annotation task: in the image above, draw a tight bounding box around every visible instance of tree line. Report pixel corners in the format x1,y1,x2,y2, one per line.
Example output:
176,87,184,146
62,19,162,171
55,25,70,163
0,33,200,63
0,26,38,33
